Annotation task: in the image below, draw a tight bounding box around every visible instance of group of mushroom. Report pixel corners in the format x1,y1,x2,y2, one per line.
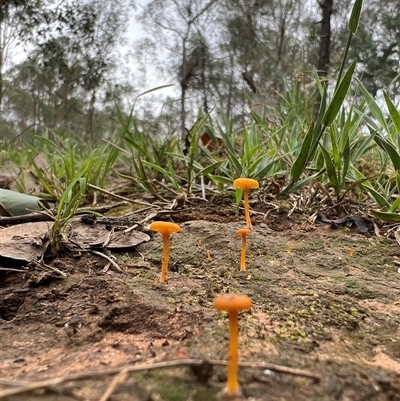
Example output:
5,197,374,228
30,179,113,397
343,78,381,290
233,177,259,271
149,177,259,396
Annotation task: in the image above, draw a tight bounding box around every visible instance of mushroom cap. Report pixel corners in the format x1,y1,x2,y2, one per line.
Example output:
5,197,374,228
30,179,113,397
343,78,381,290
233,178,259,190
150,221,181,236
236,228,251,236
214,294,252,311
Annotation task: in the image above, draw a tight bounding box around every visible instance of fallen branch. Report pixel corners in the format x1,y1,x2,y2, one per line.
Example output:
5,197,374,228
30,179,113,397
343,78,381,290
0,358,320,399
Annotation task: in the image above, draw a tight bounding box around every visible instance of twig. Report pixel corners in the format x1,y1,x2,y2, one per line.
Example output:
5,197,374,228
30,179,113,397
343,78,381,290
0,202,130,226
101,138,131,156
34,261,67,277
200,175,206,200
0,213,53,225
0,358,320,399
102,227,114,248
210,359,321,380
124,210,177,234
124,211,159,234
90,250,122,272
87,184,155,207
98,368,130,401
0,267,28,272
153,180,180,197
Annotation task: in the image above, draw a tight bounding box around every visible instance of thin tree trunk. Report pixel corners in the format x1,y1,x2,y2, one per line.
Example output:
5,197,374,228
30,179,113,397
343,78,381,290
276,17,286,67
314,0,333,119
317,0,333,76
226,51,234,121
86,91,96,139
180,36,187,142
0,0,4,117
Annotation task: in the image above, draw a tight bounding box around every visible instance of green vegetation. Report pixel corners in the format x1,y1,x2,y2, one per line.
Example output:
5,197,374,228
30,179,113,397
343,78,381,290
2,0,400,249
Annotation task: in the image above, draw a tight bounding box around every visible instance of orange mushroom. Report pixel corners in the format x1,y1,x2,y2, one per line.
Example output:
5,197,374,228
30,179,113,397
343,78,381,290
233,178,259,229
149,221,181,283
214,294,252,395
236,228,251,271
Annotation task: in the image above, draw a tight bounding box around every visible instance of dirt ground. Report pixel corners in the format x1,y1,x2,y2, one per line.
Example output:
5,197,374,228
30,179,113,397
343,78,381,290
1,195,400,401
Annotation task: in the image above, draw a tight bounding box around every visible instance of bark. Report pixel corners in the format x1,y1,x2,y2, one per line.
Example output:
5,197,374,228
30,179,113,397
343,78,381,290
317,0,333,77
180,36,188,142
0,0,3,115
314,0,333,119
86,90,96,138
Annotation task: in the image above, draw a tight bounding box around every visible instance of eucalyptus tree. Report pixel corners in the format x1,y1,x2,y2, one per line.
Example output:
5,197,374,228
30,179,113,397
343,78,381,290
348,0,400,96
138,0,219,139
0,0,49,120
2,0,134,140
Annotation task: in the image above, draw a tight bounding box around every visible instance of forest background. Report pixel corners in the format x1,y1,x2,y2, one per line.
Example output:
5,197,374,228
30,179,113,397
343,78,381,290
1,0,399,143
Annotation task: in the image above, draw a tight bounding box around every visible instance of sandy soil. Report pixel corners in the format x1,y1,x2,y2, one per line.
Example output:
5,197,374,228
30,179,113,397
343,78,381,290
1,196,400,400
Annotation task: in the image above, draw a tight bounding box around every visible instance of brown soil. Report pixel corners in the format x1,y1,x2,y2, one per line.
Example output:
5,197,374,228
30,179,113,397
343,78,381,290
1,196,400,400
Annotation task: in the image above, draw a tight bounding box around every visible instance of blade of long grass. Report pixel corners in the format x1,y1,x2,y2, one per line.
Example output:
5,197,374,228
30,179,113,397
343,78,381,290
208,174,233,185
285,123,314,189
135,84,175,100
358,81,389,132
369,209,400,222
348,0,363,33
284,171,324,194
374,134,400,171
253,158,279,179
320,144,340,198
335,0,363,89
197,161,225,176
361,184,391,208
341,137,350,184
383,91,400,134
322,59,357,128
329,126,341,170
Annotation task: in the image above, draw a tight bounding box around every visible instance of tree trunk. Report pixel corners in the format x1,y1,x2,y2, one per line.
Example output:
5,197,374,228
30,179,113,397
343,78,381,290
180,36,187,142
317,0,333,77
86,90,96,139
314,0,333,119
0,0,4,116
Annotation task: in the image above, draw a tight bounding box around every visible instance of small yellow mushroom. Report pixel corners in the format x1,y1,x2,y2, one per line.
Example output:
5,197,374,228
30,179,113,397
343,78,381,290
233,178,259,229
236,228,251,271
214,294,252,395
149,221,181,283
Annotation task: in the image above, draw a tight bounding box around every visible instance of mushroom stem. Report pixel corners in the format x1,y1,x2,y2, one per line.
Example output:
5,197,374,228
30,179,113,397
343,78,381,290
160,235,170,283
240,235,247,271
227,310,239,395
243,189,251,229
214,294,252,396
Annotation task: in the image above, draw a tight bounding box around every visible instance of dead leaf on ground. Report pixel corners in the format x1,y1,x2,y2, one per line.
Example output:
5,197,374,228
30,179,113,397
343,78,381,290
0,221,151,262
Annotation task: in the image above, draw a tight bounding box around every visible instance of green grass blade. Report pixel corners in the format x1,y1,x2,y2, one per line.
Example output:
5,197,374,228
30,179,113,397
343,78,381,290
389,196,400,213
374,134,400,171
134,85,175,100
348,0,363,33
369,209,400,222
341,137,350,184
358,81,389,132
285,123,314,188
284,171,324,194
197,161,225,176
383,91,400,134
208,175,233,185
320,144,340,197
322,59,357,128
361,184,391,208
